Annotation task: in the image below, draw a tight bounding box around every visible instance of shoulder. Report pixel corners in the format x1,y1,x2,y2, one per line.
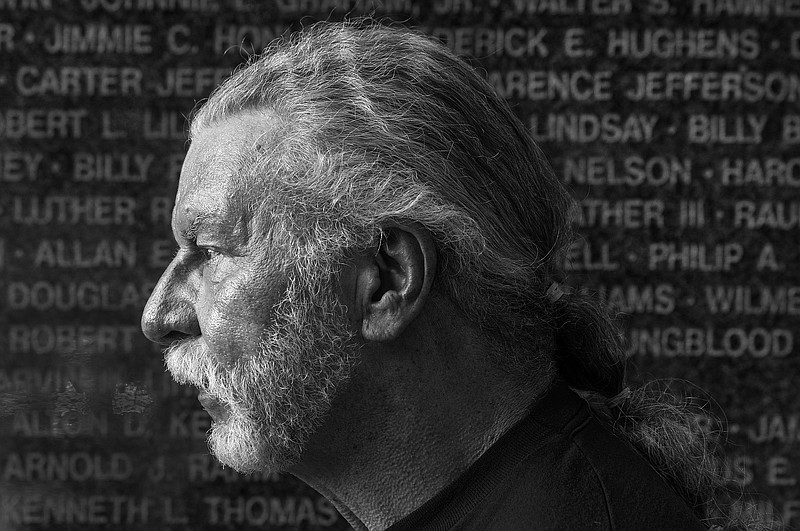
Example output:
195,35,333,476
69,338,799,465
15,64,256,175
465,385,708,530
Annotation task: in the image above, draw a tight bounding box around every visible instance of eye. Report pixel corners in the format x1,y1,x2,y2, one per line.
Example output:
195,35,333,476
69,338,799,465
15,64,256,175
198,247,222,261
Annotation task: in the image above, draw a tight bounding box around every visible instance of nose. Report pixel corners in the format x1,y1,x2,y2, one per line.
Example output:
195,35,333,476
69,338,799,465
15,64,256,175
141,254,201,345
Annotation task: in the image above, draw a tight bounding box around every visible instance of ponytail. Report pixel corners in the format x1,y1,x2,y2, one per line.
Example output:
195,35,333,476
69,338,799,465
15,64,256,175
550,287,778,531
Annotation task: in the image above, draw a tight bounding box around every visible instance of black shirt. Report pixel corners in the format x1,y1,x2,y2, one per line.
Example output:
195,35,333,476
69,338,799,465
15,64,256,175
387,383,707,531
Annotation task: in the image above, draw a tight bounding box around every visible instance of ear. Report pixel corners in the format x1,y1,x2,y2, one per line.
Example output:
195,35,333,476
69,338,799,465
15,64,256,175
356,224,437,342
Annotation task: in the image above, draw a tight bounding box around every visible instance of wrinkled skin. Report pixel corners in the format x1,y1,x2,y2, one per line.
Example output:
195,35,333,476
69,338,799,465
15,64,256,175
141,113,359,473
140,113,539,531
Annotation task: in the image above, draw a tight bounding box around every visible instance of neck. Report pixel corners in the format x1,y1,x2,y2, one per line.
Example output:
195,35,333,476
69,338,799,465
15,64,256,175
288,304,551,530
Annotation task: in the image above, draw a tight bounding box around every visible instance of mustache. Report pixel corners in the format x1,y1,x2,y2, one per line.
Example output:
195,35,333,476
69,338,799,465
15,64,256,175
164,337,215,390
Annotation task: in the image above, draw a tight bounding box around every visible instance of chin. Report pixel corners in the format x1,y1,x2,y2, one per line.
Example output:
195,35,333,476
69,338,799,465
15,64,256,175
207,409,300,475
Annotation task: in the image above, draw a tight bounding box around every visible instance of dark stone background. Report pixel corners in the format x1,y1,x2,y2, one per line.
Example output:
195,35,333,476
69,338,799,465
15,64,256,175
0,0,798,529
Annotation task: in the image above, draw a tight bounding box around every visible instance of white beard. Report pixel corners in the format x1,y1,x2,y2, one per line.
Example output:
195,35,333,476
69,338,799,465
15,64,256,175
164,270,359,474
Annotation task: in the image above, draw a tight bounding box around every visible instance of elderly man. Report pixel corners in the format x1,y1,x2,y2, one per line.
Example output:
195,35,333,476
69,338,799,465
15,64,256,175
141,21,756,531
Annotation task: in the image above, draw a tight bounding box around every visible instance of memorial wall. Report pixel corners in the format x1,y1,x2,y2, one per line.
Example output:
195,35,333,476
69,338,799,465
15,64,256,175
0,0,798,529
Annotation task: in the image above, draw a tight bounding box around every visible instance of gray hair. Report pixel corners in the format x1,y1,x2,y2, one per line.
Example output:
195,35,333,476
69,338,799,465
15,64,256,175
193,20,585,383
191,20,775,530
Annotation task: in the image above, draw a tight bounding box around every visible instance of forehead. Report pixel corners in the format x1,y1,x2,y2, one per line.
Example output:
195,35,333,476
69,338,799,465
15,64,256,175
175,112,279,227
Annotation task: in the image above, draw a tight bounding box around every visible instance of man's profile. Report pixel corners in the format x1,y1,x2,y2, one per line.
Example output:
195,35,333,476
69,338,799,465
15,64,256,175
141,20,771,531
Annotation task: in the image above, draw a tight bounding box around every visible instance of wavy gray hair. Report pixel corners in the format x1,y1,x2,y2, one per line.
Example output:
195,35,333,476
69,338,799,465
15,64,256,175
190,20,775,530
193,20,578,383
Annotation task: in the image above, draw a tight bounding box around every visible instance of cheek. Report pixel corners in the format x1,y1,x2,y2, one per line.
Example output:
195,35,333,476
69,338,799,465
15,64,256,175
196,265,286,360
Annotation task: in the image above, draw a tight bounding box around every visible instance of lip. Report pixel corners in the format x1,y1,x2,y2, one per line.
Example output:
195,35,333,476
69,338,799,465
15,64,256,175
198,391,229,422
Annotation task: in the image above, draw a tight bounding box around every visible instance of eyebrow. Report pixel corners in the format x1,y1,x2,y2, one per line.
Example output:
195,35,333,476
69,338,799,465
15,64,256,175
179,212,224,241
